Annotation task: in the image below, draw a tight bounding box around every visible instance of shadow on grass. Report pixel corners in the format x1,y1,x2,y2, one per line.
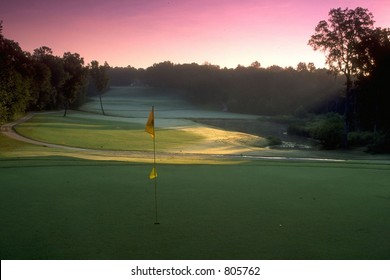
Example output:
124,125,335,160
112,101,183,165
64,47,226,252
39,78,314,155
0,156,148,168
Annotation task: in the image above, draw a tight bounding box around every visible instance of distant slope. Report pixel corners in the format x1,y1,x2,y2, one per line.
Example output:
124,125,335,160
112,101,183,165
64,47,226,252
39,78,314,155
80,86,259,120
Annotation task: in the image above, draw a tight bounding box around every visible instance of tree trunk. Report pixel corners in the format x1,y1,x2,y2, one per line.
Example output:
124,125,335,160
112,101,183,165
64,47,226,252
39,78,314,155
63,101,68,117
99,94,105,115
342,77,352,148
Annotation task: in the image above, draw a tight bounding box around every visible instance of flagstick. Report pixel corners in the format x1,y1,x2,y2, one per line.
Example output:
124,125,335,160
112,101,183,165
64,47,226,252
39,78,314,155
153,136,159,225
152,106,159,225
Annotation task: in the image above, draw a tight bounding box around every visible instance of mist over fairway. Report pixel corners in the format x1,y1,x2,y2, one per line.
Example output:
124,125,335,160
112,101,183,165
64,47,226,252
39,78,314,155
8,86,390,160
77,86,314,155
15,86,271,156
80,86,260,120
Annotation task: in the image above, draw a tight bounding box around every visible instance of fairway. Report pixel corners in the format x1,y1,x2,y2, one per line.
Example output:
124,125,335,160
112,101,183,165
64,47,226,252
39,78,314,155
1,86,390,260
1,158,389,259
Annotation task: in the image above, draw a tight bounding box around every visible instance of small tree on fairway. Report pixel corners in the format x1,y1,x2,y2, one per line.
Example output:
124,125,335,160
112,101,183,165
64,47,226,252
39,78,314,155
89,60,110,115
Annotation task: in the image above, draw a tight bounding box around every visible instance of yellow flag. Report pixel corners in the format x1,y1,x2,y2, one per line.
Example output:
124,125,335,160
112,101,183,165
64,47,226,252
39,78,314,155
145,108,155,138
149,167,157,179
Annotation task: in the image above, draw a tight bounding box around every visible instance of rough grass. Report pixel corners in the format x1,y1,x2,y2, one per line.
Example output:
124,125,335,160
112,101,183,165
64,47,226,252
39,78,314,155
1,157,389,260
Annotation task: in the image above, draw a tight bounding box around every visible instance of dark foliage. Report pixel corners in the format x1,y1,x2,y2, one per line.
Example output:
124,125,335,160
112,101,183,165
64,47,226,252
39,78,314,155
133,62,344,116
0,23,88,122
355,28,390,132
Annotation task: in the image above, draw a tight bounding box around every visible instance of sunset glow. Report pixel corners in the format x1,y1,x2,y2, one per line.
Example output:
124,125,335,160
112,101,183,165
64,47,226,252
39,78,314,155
2,0,390,68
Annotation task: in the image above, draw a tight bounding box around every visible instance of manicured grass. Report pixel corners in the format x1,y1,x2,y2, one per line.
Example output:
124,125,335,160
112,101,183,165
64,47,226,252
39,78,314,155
0,131,47,158
1,157,389,259
15,113,203,151
0,132,30,152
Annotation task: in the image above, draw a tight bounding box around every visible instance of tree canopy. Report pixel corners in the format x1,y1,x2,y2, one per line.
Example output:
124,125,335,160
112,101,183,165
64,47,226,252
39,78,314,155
0,22,88,121
308,7,375,86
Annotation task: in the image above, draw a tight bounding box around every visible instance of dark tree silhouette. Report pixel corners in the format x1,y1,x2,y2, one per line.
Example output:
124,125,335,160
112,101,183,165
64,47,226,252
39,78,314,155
62,52,87,117
308,7,375,145
0,23,31,122
355,27,390,132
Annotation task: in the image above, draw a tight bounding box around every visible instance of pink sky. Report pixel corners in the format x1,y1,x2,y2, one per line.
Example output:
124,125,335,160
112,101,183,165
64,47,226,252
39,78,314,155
2,0,390,69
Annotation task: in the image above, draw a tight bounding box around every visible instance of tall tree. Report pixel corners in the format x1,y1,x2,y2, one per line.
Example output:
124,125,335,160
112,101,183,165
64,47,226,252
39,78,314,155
355,27,390,131
308,7,375,144
89,60,110,115
0,23,31,122
62,52,87,117
31,47,54,110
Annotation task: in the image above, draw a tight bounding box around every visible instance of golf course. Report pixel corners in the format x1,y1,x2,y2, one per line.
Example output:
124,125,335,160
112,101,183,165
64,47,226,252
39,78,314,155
1,86,390,260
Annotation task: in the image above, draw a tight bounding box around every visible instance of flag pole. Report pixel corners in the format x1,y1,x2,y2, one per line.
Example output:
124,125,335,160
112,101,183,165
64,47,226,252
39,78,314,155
145,105,159,224
152,106,159,225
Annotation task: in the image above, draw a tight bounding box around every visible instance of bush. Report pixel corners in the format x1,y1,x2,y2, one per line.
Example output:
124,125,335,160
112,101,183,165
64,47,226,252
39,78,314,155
348,131,375,147
267,136,282,146
309,113,344,149
368,132,390,153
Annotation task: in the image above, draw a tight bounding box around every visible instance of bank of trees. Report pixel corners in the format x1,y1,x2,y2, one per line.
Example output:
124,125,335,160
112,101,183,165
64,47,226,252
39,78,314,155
139,61,344,115
108,61,344,116
1,21,31,123
0,21,89,122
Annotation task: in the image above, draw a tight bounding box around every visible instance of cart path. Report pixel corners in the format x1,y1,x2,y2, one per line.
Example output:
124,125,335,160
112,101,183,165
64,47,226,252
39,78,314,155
1,112,89,151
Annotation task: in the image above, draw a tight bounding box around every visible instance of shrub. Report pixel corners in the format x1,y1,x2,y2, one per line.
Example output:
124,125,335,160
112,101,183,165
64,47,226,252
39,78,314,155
368,132,390,153
348,131,375,147
267,136,282,146
309,113,344,149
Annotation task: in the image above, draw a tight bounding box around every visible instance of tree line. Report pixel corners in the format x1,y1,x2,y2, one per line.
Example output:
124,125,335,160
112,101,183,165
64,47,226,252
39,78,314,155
138,61,344,116
0,21,109,122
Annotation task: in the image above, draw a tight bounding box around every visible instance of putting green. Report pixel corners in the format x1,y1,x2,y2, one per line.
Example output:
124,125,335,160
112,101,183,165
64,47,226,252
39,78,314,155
1,157,389,259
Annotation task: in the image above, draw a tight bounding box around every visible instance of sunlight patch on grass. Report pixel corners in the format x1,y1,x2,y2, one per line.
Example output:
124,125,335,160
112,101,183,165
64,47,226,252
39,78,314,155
13,111,270,155
14,113,204,152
